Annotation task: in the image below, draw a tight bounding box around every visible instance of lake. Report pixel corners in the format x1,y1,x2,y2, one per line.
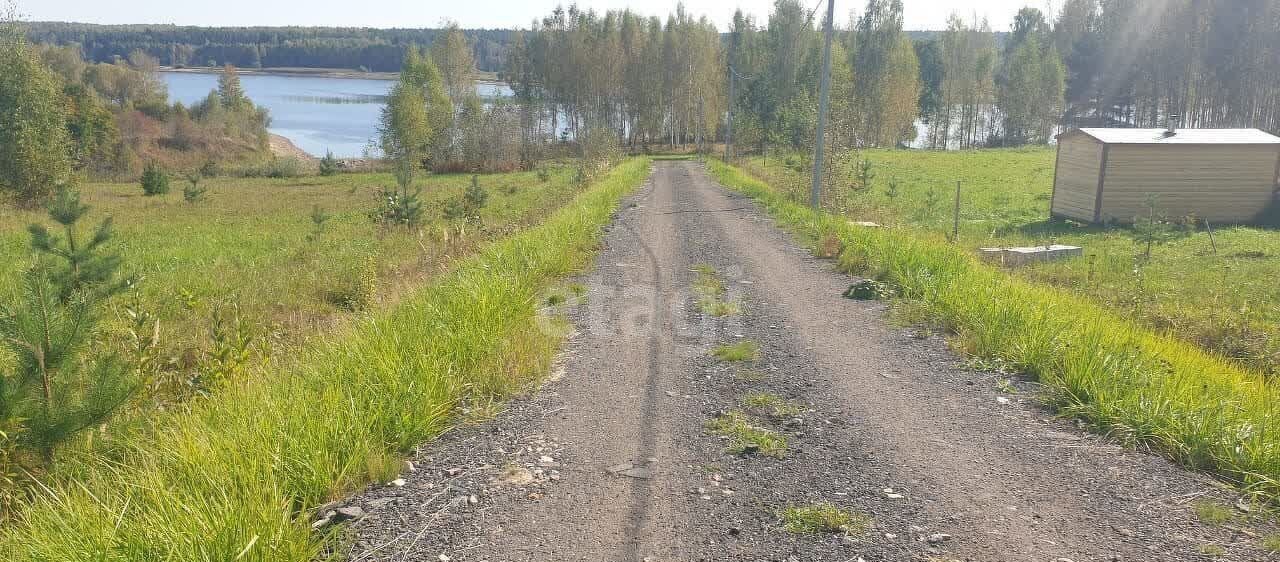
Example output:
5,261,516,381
162,72,512,158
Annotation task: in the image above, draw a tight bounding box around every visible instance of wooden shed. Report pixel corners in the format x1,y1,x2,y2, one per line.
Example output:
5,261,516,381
1050,128,1280,224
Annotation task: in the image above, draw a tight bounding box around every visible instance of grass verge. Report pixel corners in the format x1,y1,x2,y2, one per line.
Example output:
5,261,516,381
0,158,650,561
709,158,1280,502
745,149,1280,377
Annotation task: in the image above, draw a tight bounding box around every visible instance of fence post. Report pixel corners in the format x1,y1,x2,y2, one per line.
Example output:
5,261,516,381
952,180,962,242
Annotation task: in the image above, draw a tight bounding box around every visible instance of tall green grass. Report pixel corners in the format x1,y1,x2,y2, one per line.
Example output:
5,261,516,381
0,158,650,561
709,159,1280,501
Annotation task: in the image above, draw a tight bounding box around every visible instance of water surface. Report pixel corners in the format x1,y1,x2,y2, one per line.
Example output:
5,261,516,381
163,72,511,157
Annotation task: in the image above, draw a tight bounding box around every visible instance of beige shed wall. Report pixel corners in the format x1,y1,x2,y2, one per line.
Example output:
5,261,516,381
1050,135,1104,221
1098,145,1280,223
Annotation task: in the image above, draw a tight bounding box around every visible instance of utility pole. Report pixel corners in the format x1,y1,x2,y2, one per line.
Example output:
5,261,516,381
809,0,835,209
725,64,735,161
697,92,704,157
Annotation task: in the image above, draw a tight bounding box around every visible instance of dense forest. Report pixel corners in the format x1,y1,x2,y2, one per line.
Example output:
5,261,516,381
24,22,513,72
26,0,1280,153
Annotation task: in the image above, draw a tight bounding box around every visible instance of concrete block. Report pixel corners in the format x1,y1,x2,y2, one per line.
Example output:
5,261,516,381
978,245,1082,267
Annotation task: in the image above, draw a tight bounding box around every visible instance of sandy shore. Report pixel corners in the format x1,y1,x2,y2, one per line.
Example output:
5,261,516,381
268,134,318,161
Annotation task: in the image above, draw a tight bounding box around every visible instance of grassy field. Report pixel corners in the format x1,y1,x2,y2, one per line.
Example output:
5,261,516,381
712,158,1280,510
743,149,1280,376
0,158,650,560
0,166,586,378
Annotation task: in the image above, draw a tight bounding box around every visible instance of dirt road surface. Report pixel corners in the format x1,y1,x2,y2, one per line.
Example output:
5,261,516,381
345,161,1271,561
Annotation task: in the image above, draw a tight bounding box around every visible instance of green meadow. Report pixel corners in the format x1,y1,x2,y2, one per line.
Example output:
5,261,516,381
0,158,650,560
0,166,585,362
744,149,1280,376
714,157,1280,504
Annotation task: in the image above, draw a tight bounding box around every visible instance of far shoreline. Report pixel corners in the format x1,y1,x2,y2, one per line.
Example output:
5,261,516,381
160,66,504,85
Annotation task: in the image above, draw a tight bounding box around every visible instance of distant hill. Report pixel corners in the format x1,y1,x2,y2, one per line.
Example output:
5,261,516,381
24,22,1010,75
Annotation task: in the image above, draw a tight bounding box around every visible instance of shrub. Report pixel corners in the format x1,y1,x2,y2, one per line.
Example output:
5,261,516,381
464,175,488,214
195,305,255,392
444,175,488,224
140,162,169,196
182,173,206,203
325,255,379,313
306,205,330,243
372,159,424,228
842,279,895,300
318,150,339,176
265,157,304,179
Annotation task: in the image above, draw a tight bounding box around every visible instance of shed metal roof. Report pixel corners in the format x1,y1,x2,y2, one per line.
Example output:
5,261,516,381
1060,128,1280,145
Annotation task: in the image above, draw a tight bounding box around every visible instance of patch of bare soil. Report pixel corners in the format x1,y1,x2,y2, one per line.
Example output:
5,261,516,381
269,133,318,162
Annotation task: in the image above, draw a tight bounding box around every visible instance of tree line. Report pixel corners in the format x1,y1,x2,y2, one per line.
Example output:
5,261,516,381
502,5,726,152
744,0,1280,152
501,0,1280,155
25,22,513,72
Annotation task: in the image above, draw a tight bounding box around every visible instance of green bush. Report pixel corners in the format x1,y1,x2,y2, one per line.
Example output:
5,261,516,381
181,173,206,203
318,150,339,177
1,188,135,471
265,157,304,179
140,163,169,196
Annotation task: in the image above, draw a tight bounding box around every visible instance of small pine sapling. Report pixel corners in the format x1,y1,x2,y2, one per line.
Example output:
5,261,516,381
182,172,207,203
464,175,488,216
372,157,424,228
857,158,875,190
140,162,170,196
1131,194,1192,259
444,175,489,225
1,188,136,462
319,150,340,176
885,177,899,199
307,204,330,242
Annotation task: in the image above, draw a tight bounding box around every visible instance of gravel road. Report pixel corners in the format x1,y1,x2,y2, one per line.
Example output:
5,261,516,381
343,160,1275,562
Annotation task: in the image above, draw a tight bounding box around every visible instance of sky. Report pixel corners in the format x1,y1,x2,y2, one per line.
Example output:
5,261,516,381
19,0,1056,31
